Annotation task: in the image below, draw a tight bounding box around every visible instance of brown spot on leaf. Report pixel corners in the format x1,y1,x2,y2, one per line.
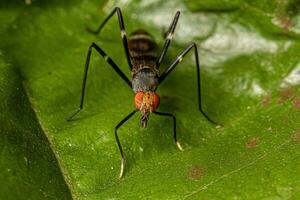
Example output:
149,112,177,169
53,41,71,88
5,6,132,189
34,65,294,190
293,95,300,111
291,130,300,142
262,95,272,107
277,87,295,104
245,137,260,148
279,16,293,30
187,165,205,180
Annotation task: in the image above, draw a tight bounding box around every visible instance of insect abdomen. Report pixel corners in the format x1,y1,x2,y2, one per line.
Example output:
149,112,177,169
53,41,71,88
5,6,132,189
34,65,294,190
128,29,158,68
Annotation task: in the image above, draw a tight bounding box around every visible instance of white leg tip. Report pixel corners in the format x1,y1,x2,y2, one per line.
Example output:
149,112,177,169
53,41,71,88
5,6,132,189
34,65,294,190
119,158,125,179
176,141,184,151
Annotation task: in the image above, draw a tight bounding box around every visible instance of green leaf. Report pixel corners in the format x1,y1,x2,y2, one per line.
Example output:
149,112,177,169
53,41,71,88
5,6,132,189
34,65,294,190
1,0,300,199
0,57,72,199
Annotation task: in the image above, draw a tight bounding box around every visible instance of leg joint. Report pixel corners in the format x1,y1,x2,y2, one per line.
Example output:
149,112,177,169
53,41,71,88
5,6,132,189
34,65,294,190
189,42,197,50
171,114,176,122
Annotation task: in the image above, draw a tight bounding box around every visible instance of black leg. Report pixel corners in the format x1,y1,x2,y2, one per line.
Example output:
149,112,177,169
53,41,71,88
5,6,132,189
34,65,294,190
158,43,217,125
153,111,183,151
87,7,132,70
67,42,131,121
156,11,180,67
115,109,138,178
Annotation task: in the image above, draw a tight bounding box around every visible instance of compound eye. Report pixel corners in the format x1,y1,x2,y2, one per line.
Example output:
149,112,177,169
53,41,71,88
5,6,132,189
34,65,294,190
134,92,144,109
152,93,160,110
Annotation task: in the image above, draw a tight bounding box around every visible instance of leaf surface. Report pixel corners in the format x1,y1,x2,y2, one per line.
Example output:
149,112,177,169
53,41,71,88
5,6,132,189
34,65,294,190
1,0,300,199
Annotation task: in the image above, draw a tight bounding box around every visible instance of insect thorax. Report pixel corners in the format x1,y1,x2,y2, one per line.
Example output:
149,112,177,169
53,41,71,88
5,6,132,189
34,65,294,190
132,68,159,92
129,29,159,93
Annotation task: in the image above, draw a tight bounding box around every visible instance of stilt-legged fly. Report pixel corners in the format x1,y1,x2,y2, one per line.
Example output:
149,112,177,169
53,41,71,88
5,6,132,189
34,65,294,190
68,7,217,178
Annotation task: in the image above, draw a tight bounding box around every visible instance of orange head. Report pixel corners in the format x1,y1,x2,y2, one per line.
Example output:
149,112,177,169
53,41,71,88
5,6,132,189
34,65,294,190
134,92,160,128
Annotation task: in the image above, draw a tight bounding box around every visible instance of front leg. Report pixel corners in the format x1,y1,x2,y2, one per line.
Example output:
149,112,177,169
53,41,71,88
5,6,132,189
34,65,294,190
115,109,138,178
153,111,184,151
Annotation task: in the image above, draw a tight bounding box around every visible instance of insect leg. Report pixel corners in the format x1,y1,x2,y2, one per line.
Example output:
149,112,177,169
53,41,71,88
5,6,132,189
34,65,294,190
87,7,132,70
67,42,131,121
158,43,218,125
156,11,180,67
153,111,183,151
115,109,138,179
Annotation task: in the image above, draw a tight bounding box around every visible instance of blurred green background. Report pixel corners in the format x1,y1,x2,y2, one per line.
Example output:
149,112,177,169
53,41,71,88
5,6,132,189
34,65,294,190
1,0,300,199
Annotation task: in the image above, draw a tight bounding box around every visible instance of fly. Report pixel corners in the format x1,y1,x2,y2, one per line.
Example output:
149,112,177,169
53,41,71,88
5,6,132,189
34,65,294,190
67,7,217,178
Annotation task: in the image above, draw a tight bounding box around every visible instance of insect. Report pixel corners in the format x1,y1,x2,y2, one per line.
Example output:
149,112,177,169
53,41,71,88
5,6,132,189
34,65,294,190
68,7,217,178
